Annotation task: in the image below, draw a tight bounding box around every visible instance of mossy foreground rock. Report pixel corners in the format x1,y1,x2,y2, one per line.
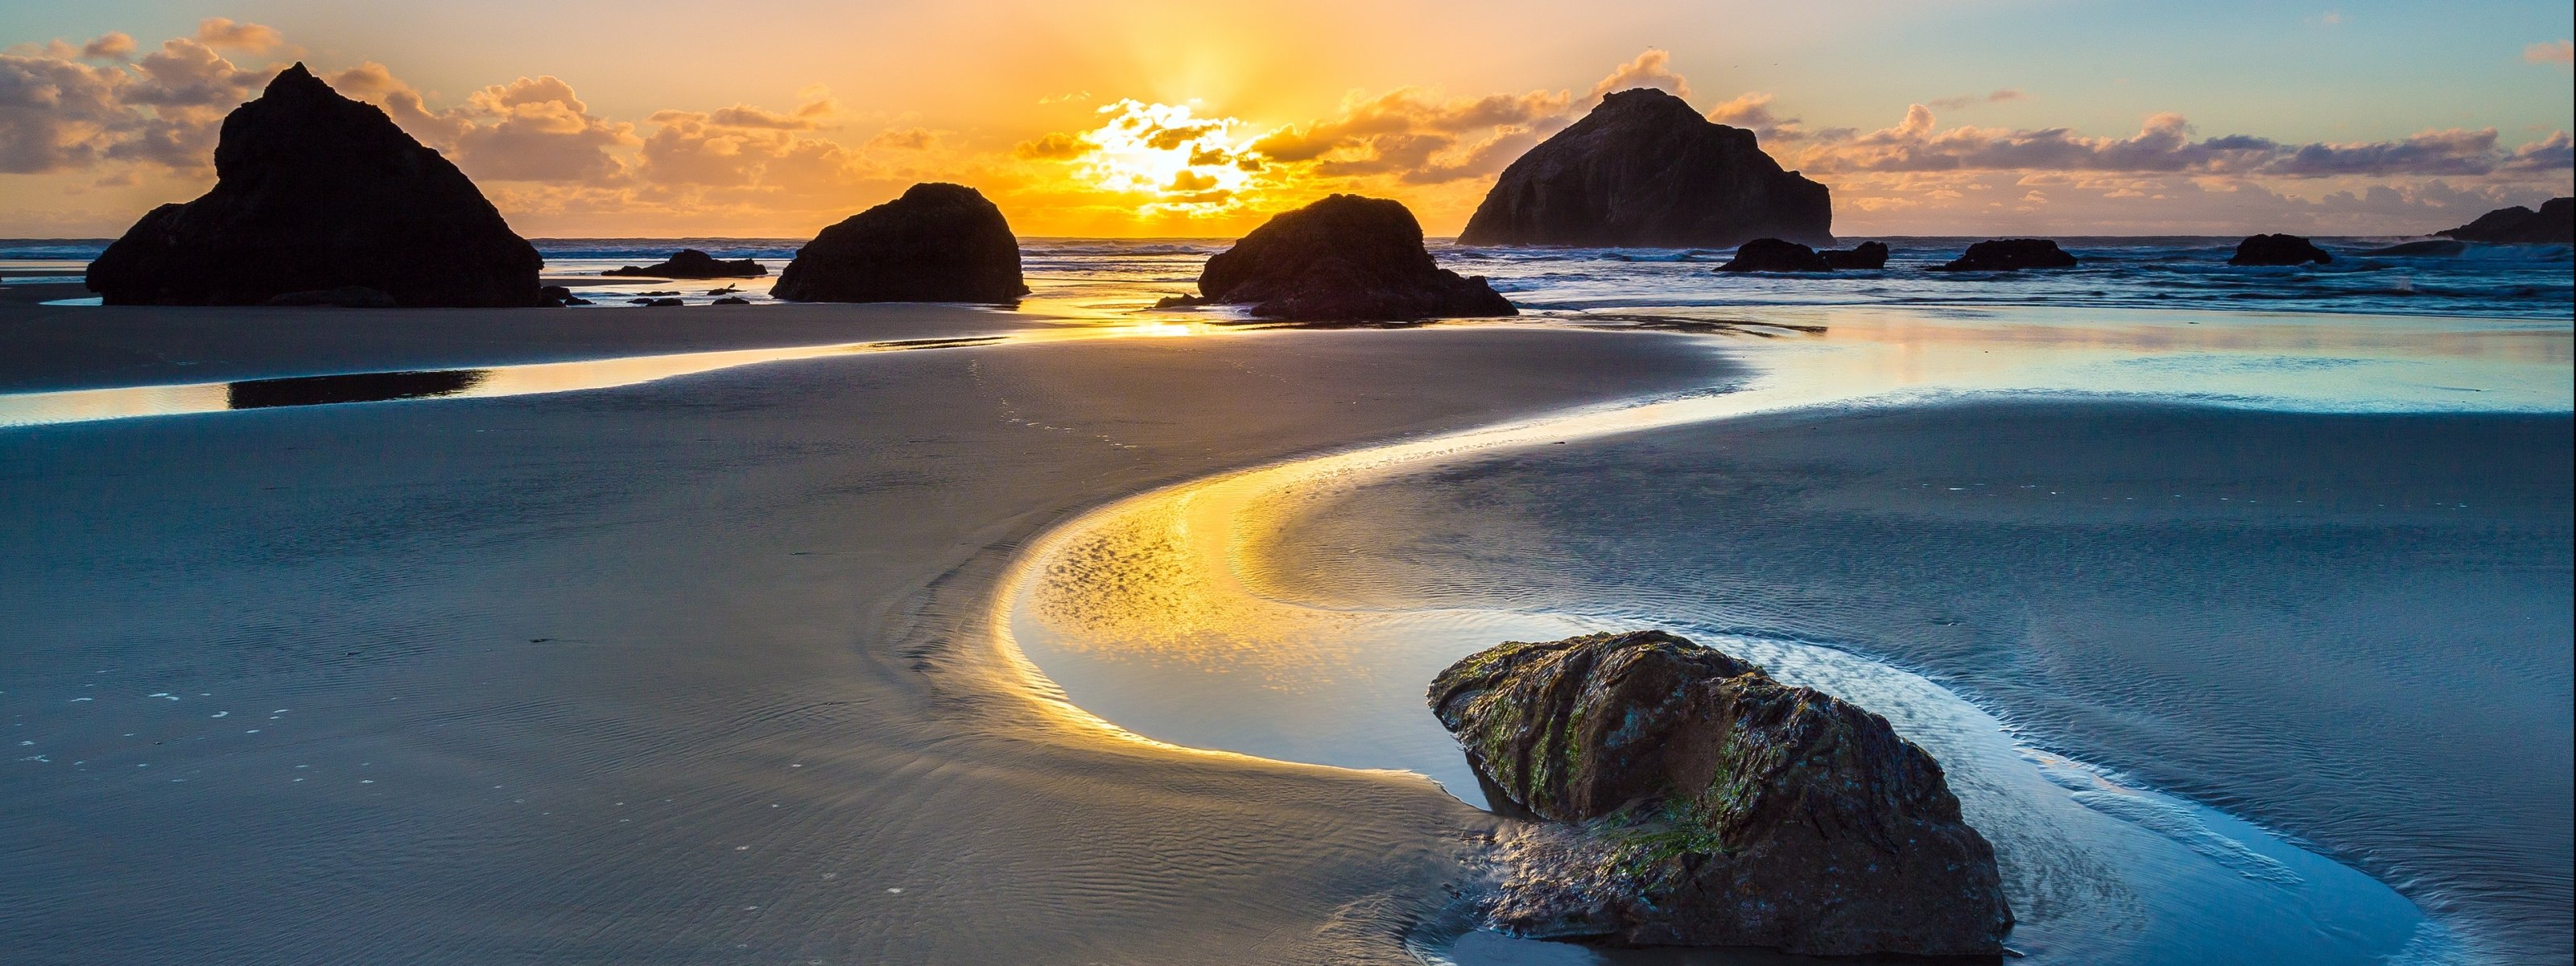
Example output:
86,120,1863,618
1428,630,2011,956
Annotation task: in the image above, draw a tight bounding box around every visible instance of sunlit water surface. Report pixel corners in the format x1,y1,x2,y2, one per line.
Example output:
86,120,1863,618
1001,307,2567,965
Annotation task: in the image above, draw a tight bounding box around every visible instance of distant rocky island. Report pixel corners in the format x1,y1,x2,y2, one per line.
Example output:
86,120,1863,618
604,250,766,279
85,64,543,308
2438,197,2574,244
1459,88,1833,249
1429,630,2012,956
772,183,1029,303
1162,194,1513,322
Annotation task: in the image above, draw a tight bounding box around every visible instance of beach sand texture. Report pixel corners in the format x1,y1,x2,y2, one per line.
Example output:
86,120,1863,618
0,302,1734,964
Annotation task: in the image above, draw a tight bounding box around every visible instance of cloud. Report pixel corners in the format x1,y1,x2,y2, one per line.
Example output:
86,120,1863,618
193,19,284,52
865,126,939,151
2528,40,2574,66
708,92,836,130
82,33,135,61
1769,103,2570,180
1245,86,1571,183
126,39,271,106
1927,88,2027,110
1590,49,1689,101
0,53,130,172
0,32,277,174
1013,131,1087,160
1703,91,1810,143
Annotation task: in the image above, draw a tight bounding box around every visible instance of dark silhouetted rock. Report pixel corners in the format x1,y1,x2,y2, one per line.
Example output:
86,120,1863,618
2360,239,2467,257
86,64,541,308
1928,238,2078,272
1820,241,1889,270
602,249,766,278
630,297,683,308
772,183,1028,303
1429,630,2012,956
1175,194,1514,321
537,284,586,306
2437,197,2574,243
705,285,741,295
264,286,397,308
1714,237,1829,273
1459,89,1832,248
712,296,750,305
2229,233,2332,266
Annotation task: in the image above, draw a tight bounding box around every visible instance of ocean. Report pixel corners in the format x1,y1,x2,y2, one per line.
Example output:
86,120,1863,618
6,234,2571,320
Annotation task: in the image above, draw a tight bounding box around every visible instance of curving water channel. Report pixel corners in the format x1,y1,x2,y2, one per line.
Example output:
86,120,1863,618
997,306,2569,964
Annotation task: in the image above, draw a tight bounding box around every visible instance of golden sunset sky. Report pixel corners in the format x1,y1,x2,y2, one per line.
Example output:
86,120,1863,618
4,1,2570,237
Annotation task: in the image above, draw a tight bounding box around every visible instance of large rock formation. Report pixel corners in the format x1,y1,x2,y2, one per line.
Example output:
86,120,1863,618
1459,89,1832,248
2229,233,2333,266
1429,630,2012,956
771,183,1028,303
2436,197,2574,243
603,249,766,278
1171,194,1514,321
1928,239,2078,272
86,64,542,308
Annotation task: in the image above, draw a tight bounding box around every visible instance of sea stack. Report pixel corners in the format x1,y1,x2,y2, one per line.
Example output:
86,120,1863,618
1929,239,2078,272
1714,238,1831,272
1459,88,1833,248
1429,630,2013,956
85,64,543,308
1170,194,1514,321
772,183,1028,303
604,249,767,278
2229,234,2333,266
2436,197,2574,243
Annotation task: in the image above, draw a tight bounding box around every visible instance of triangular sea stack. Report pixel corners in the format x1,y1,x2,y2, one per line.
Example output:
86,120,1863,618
86,64,543,308
1459,88,1833,248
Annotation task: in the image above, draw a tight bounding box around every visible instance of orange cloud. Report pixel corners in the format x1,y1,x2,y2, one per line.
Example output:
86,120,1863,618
193,18,284,53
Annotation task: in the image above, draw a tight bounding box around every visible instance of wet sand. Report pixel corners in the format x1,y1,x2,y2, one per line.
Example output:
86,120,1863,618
1253,401,2573,961
0,302,1736,964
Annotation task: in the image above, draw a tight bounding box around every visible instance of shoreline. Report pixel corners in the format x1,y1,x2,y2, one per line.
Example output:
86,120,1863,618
2,300,2566,960
0,309,1738,964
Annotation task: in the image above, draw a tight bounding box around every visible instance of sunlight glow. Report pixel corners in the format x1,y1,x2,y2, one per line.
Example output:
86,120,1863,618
1071,100,1265,215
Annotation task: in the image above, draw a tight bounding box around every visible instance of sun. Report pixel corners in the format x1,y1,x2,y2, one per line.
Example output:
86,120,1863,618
1069,100,1264,214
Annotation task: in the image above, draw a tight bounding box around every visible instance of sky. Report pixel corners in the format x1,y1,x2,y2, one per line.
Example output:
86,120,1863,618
2,0,2570,238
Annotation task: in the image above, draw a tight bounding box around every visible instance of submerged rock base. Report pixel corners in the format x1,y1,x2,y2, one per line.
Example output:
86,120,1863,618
1429,630,2012,956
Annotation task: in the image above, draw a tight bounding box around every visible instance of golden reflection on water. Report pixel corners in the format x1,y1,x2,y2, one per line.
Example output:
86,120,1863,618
1007,306,2570,705
0,320,1224,429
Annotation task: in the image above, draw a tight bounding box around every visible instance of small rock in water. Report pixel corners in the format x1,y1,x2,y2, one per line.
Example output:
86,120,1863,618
1927,238,2077,272
1713,237,1831,273
1428,630,2012,956
2228,233,2333,266
601,249,766,279
1819,240,1890,270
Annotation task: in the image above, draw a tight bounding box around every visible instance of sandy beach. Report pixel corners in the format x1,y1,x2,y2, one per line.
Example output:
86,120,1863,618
0,300,1740,964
